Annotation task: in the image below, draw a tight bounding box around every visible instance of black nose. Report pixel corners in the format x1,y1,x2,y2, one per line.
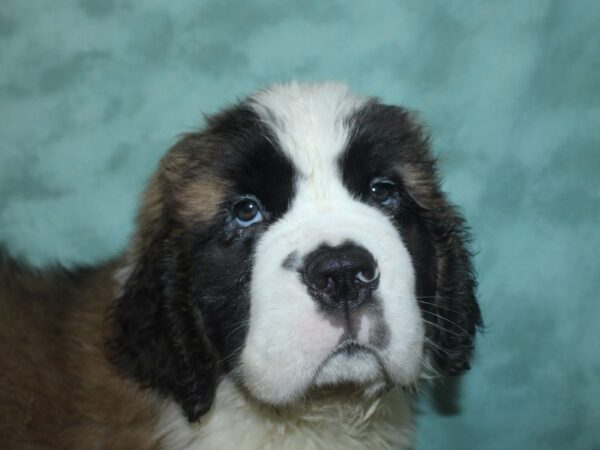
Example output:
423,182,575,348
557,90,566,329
302,243,379,310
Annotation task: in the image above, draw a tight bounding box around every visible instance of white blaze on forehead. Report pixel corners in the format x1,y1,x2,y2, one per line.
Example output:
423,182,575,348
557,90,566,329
240,82,424,405
249,82,369,179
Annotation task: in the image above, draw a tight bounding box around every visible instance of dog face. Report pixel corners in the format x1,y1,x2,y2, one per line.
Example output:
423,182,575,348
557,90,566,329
108,83,481,421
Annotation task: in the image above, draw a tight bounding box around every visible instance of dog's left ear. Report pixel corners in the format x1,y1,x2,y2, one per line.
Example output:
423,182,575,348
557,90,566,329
397,117,483,375
422,202,482,374
106,143,218,422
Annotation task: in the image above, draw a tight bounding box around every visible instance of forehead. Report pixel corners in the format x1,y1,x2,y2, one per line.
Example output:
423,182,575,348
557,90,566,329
183,82,427,219
248,82,369,177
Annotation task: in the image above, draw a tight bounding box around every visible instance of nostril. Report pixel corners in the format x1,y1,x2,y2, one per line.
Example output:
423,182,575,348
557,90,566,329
311,274,335,292
355,266,380,284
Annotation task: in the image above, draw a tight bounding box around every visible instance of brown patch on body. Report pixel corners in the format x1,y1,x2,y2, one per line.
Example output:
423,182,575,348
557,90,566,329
0,133,228,448
0,260,167,449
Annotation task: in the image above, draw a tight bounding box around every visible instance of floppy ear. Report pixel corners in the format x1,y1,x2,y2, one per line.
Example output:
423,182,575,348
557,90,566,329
422,203,482,374
106,157,218,422
395,117,483,375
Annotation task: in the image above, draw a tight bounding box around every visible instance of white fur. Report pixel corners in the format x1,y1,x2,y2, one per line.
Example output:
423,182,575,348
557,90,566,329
156,377,414,450
240,82,424,404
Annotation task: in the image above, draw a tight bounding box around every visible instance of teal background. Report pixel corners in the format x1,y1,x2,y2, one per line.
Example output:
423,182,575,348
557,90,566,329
1,1,599,449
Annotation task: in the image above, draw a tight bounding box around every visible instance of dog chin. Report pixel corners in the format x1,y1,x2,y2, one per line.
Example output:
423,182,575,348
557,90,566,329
238,347,391,407
312,346,387,391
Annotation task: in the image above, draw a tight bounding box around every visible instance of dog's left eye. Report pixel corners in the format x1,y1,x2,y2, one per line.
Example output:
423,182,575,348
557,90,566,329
370,179,396,205
234,198,264,227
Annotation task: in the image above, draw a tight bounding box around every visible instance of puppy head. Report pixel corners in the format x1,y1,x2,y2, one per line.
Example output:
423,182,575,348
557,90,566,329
107,82,482,421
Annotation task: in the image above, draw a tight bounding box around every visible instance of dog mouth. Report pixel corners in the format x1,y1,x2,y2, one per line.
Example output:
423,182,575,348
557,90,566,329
335,341,374,354
311,340,389,389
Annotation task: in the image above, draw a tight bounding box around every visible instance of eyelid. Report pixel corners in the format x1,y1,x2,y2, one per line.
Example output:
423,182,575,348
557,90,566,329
236,209,263,226
370,176,395,187
233,194,261,208
369,178,397,197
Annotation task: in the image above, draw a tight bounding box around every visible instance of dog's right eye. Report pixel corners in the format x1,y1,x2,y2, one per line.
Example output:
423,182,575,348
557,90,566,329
234,198,264,227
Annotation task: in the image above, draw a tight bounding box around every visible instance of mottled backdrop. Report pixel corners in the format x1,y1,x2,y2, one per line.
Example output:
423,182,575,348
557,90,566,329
1,1,599,449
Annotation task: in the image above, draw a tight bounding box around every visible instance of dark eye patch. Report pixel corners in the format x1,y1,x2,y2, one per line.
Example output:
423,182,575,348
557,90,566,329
208,106,296,221
338,103,421,214
338,134,409,217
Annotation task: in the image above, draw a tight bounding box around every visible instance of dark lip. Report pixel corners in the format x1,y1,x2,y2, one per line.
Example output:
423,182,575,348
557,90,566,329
333,340,374,356
323,340,385,367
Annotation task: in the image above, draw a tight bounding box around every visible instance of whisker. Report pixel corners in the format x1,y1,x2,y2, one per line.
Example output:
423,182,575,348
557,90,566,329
419,354,440,381
421,319,468,338
421,311,473,338
216,345,246,366
423,336,453,357
416,298,465,315
224,318,251,345
216,326,250,367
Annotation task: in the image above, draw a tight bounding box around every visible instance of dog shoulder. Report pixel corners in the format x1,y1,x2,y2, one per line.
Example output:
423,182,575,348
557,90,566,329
0,252,165,449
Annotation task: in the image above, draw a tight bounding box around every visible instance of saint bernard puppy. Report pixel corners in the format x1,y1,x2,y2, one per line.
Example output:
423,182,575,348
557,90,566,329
0,82,482,449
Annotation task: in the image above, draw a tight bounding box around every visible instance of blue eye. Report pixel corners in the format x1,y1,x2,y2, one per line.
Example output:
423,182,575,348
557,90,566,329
234,198,263,227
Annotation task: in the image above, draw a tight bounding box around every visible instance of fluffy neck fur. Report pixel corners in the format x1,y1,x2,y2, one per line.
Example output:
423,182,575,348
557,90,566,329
155,377,414,450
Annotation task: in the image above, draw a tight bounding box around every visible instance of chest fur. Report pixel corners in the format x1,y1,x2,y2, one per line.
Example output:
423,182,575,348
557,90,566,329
155,379,414,450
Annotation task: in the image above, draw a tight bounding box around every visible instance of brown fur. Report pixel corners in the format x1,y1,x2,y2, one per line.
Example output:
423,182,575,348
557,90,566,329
175,177,229,224
0,139,228,449
129,138,227,257
0,259,165,449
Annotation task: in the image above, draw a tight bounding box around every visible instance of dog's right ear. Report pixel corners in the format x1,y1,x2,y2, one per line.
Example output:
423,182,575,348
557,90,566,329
106,145,218,422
